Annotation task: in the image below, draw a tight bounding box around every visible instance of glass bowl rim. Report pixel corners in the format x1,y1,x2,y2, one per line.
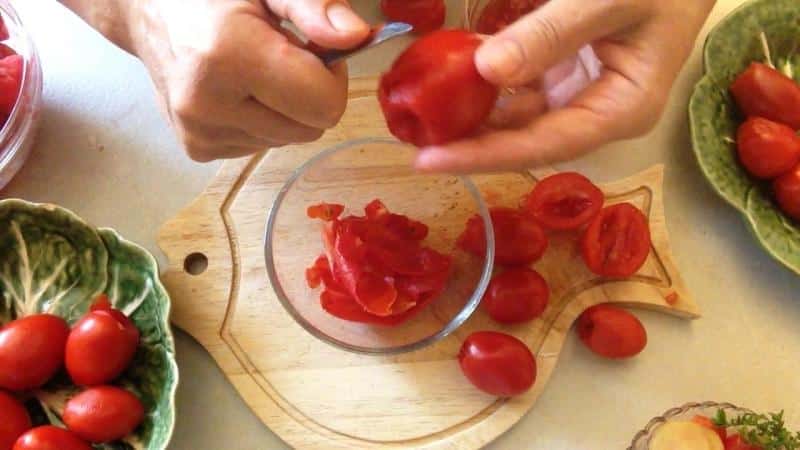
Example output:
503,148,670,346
263,136,496,355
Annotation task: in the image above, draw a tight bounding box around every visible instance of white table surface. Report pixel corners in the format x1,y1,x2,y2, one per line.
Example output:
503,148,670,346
6,1,800,449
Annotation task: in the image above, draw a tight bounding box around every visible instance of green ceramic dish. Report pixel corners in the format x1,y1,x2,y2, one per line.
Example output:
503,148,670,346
690,0,800,274
0,199,178,450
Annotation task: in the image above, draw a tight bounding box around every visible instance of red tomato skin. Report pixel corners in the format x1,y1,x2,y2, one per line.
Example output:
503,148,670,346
458,331,536,397
0,391,31,450
736,117,800,179
524,172,604,230
576,305,647,359
691,415,727,443
580,203,651,278
65,301,140,386
458,207,548,267
380,0,446,34
0,16,8,41
482,268,549,324
378,30,499,147
475,0,547,34
12,426,92,450
731,63,800,129
0,314,70,391
724,434,762,450
0,55,21,117
63,386,144,443
773,164,800,221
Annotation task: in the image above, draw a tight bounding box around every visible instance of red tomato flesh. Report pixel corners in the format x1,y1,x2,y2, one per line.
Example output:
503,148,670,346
475,0,547,34
736,117,800,179
458,331,536,397
580,203,650,278
458,207,548,267
576,304,647,359
0,55,22,117
731,62,800,129
774,164,800,221
0,314,70,391
378,30,499,147
307,203,344,222
0,391,31,450
692,415,727,443
524,172,604,230
380,0,446,34
724,434,762,450
482,268,549,324
13,426,92,450
63,386,144,443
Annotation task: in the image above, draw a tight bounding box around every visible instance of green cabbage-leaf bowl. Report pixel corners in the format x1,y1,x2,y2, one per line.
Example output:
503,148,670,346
0,199,178,450
690,0,800,274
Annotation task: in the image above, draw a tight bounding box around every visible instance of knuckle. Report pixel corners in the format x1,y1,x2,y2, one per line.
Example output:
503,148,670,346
528,15,563,61
627,90,668,137
170,86,202,123
182,134,214,162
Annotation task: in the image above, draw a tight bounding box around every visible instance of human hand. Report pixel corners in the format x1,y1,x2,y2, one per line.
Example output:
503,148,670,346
414,0,716,173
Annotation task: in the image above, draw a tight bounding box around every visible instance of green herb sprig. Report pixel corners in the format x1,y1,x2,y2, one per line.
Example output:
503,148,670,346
713,409,800,450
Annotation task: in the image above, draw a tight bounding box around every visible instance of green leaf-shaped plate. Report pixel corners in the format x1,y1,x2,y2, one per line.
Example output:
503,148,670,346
690,0,800,274
0,199,178,450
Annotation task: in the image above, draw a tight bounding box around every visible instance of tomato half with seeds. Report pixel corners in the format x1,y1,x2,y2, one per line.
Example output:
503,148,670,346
580,203,650,278
774,164,800,221
524,172,604,230
63,386,144,443
0,314,70,391
381,0,446,34
459,207,548,267
731,62,800,129
13,426,92,450
458,331,536,397
576,305,647,359
736,117,800,179
0,391,31,450
482,268,549,324
475,0,547,34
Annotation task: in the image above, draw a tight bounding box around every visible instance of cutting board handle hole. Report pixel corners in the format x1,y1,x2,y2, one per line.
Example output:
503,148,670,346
184,252,208,275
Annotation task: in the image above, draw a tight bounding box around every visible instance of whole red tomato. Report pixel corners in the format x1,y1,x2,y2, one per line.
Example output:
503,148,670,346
458,331,536,396
691,415,727,443
774,165,800,221
482,268,549,324
581,203,650,278
731,63,800,129
63,386,144,443
380,0,446,34
65,295,140,386
458,207,548,267
475,0,547,34
724,434,761,450
12,426,91,450
378,30,499,147
0,314,70,391
576,305,647,359
523,172,604,230
0,391,31,450
736,117,800,179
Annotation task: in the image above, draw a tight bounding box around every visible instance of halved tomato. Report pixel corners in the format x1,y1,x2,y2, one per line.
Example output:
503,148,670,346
580,203,651,277
523,172,604,230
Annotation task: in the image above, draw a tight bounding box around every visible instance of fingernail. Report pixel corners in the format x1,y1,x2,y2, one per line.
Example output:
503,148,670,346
477,39,525,81
327,3,365,33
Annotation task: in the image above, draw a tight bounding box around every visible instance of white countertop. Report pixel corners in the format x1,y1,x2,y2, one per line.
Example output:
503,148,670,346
6,1,800,449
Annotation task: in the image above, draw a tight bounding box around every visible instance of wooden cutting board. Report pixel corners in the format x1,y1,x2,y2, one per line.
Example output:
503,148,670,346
157,77,699,449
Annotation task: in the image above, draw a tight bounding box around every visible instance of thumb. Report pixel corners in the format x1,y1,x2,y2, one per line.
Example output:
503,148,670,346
265,0,370,49
475,1,643,87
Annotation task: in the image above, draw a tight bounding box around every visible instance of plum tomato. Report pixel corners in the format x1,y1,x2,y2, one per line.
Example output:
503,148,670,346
774,164,800,221
378,30,499,147
13,426,92,450
458,331,536,397
458,207,548,267
0,15,7,41
580,203,650,278
576,304,647,359
692,415,727,443
63,386,144,443
723,434,761,450
380,0,446,34
0,314,70,391
0,54,21,117
482,268,549,324
523,172,604,230
475,0,547,34
0,391,31,450
731,62,800,129
307,203,344,221
736,117,800,179
65,295,140,386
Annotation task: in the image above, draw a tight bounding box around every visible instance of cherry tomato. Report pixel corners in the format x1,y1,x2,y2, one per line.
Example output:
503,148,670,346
65,295,140,386
63,386,144,443
458,331,536,397
458,207,548,267
523,172,604,230
381,0,445,34
12,426,91,450
692,415,727,443
307,203,344,221
0,55,21,117
0,391,31,450
576,305,647,359
379,30,499,147
774,164,800,221
723,434,761,450
731,62,800,129
736,117,800,179
482,268,549,324
475,0,547,34
0,314,70,391
580,203,651,278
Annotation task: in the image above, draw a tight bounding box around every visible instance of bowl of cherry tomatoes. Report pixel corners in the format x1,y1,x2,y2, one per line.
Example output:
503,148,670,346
690,0,800,274
265,137,496,354
0,0,42,191
0,200,177,450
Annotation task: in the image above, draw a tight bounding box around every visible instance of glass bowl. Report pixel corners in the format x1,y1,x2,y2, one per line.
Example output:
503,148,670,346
0,0,42,191
628,401,752,450
265,137,494,355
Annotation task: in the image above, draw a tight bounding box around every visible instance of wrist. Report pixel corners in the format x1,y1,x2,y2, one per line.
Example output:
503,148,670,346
60,0,139,55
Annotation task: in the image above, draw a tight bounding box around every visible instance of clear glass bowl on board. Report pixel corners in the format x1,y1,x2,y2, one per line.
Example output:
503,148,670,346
264,137,495,355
